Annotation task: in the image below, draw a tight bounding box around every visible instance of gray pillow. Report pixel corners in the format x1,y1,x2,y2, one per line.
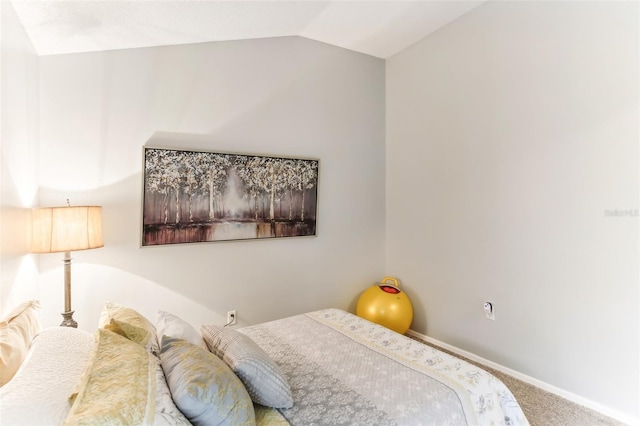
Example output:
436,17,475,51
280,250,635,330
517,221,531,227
201,325,293,409
159,336,255,426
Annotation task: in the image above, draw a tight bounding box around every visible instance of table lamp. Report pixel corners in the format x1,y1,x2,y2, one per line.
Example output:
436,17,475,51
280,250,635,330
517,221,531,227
30,201,104,327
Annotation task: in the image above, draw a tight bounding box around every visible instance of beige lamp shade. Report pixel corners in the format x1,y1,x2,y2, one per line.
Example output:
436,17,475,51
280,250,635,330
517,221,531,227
31,206,104,253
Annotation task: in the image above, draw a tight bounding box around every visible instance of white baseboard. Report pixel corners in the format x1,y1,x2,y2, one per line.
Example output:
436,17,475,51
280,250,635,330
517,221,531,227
405,329,639,426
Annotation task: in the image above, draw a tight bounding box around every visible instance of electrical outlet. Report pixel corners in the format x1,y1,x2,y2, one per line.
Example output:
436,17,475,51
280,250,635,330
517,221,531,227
227,310,237,325
484,302,495,320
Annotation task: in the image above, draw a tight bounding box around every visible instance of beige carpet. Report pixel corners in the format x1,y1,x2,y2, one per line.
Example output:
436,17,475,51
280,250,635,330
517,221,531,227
414,339,625,426
483,364,623,426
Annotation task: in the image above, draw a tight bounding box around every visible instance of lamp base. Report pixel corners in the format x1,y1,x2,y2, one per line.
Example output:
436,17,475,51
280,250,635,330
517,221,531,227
60,311,78,328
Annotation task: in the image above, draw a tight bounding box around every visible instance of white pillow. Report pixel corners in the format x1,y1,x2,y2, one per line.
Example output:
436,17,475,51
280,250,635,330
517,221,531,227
156,311,201,347
0,300,41,386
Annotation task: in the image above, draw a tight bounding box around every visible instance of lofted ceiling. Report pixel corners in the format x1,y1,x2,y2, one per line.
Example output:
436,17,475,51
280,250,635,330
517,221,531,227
10,0,484,59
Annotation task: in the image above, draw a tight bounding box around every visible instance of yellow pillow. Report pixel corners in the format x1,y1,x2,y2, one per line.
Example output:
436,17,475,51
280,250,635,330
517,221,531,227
105,318,153,349
98,302,159,355
0,300,41,386
254,405,289,425
63,328,156,425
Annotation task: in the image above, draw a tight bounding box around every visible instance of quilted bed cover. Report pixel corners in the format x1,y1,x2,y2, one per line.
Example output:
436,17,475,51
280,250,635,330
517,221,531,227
0,327,97,425
241,308,530,426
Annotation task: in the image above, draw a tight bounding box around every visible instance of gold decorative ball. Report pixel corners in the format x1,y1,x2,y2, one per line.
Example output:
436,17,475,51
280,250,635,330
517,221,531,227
356,277,413,334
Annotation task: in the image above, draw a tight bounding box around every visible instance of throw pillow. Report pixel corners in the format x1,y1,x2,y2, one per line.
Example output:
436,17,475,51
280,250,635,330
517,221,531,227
159,335,255,426
0,300,41,386
201,324,293,409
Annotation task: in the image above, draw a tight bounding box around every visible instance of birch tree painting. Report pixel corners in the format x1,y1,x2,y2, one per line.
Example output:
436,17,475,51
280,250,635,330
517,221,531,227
142,147,318,245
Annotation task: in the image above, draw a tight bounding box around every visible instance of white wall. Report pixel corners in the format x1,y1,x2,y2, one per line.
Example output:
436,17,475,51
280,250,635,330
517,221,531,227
4,1,637,421
0,1,40,314
34,37,386,330
386,1,639,420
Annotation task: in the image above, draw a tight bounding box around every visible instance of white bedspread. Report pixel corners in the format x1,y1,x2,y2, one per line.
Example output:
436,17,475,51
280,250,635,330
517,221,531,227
241,309,530,426
0,327,96,425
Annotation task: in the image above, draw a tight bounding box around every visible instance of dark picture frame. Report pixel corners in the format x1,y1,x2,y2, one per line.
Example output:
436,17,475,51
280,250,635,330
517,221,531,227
142,147,318,246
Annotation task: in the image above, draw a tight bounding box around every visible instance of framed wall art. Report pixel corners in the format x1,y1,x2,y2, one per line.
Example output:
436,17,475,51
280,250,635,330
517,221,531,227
141,147,319,246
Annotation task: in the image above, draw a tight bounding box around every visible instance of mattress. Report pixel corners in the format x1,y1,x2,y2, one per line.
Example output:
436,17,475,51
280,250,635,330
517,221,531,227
241,308,529,426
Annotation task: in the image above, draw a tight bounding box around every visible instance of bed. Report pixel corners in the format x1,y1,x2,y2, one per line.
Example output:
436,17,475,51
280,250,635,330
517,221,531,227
0,303,529,426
